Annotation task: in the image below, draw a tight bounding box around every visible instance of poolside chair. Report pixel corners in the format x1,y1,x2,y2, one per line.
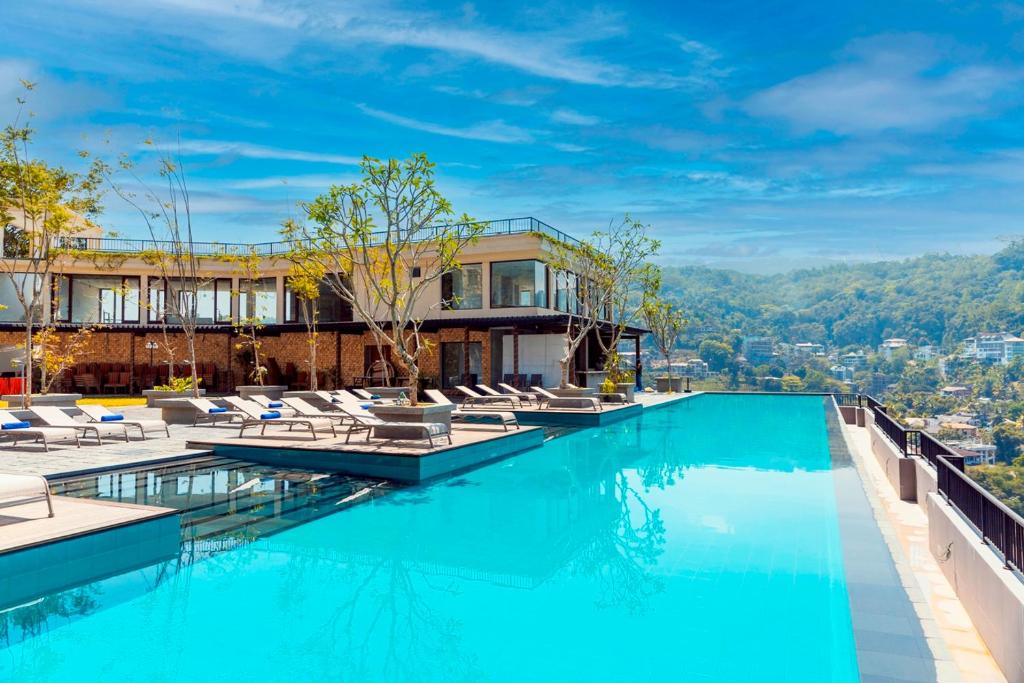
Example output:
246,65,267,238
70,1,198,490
425,390,518,431
187,398,245,426
455,385,521,409
280,397,355,424
531,386,602,412
224,396,337,440
79,405,170,439
497,383,540,406
337,403,451,447
351,388,390,402
0,409,81,452
475,384,527,407
248,394,299,417
0,472,54,517
312,391,347,409
30,406,131,444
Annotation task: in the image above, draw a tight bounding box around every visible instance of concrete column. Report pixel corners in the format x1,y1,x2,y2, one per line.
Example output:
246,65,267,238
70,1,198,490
275,275,285,323
139,275,149,324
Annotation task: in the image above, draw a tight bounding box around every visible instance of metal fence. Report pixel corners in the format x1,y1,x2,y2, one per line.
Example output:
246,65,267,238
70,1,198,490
53,217,579,256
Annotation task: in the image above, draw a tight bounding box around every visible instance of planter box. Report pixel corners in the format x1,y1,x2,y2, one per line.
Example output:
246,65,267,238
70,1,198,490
368,403,454,430
365,386,414,400
142,388,206,408
237,385,287,400
655,377,685,393
549,387,596,398
615,383,635,403
2,393,82,409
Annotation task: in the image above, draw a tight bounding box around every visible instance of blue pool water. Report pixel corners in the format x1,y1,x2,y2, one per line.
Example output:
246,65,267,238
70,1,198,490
1,394,859,682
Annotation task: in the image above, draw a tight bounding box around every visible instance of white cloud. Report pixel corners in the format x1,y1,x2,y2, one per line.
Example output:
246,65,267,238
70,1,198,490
144,139,361,165
550,108,601,126
551,143,589,153
356,104,535,143
745,34,1023,135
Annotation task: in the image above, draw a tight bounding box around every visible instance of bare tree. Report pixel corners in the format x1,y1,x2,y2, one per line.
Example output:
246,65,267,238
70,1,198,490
642,294,687,379
283,154,481,405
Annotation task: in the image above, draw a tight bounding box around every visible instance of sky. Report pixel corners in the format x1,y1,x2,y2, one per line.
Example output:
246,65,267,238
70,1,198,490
3,0,1024,272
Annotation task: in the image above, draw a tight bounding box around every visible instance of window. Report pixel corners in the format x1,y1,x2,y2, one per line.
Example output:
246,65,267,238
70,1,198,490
56,275,141,323
147,278,230,324
441,342,482,389
285,281,351,323
0,275,36,321
441,264,483,310
239,277,278,323
490,260,546,308
553,270,578,313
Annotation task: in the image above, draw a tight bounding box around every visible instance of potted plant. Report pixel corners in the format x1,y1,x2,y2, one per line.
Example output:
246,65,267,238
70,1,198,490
142,375,206,407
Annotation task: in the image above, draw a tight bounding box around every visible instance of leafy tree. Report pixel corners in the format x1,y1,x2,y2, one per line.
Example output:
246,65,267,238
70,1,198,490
992,422,1024,464
780,374,804,392
286,260,325,391
642,296,687,378
698,339,732,372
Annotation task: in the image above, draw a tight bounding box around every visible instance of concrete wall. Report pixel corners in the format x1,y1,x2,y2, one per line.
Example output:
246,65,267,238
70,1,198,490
927,493,1024,683
914,458,938,517
866,411,917,501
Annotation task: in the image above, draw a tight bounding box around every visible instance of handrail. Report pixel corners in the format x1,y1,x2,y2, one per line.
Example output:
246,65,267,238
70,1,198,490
49,216,580,257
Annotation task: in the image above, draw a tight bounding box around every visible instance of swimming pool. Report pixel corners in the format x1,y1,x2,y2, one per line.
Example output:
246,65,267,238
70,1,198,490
1,394,860,681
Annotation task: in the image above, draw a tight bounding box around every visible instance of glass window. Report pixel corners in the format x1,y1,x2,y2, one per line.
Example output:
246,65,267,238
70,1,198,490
214,279,232,323
490,260,546,308
239,277,278,324
442,264,483,310
554,270,578,314
286,280,349,323
440,342,482,389
0,275,35,322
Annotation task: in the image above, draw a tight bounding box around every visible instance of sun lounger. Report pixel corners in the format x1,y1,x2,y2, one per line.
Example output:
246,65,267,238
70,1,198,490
281,397,354,424
187,398,245,426
338,404,451,447
425,390,518,431
455,385,521,409
0,472,54,517
30,406,131,444
497,383,539,405
79,405,170,439
310,391,347,410
224,396,337,440
0,409,80,452
249,394,298,416
531,386,602,411
351,388,392,403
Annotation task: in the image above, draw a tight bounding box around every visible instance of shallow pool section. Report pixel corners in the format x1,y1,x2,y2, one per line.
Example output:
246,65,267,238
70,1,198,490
2,395,861,681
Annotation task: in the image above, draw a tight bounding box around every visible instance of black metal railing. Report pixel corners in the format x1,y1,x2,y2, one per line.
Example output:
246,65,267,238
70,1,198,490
837,393,1024,573
51,217,580,257
833,393,861,407
937,454,1024,572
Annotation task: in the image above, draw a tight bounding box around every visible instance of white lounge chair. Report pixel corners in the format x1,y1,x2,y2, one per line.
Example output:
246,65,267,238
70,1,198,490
455,385,521,409
30,406,131,444
79,405,170,439
531,386,602,411
224,397,337,440
0,410,80,452
281,397,354,424
0,472,54,517
187,398,244,426
337,389,389,405
311,391,346,409
497,383,539,406
248,394,298,416
337,403,451,447
425,390,518,431
351,388,392,403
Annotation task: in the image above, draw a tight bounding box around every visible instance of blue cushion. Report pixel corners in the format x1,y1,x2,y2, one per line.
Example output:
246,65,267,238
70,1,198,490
100,414,124,422
370,394,381,400
267,401,283,408
359,403,373,410
208,407,228,414
260,411,282,420
331,397,340,403
1,421,31,430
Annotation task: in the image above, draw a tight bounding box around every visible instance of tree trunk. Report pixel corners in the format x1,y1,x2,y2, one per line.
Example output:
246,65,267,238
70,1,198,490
186,334,200,398
23,324,33,407
309,335,318,391
407,366,418,406
559,358,571,389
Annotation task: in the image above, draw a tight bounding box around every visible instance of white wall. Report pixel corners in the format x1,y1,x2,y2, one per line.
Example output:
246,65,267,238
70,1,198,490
502,333,565,387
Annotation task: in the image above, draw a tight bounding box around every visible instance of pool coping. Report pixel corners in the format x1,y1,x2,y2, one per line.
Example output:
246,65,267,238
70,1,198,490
824,397,955,683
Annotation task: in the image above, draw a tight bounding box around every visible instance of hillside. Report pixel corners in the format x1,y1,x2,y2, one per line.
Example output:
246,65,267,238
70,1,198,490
660,241,1024,349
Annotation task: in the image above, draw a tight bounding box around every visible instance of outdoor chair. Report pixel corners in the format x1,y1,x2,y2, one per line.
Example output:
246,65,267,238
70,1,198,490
248,394,299,416
454,385,520,409
0,409,81,452
531,386,602,412
224,396,337,440
79,405,170,439
280,397,354,424
187,398,245,426
335,401,451,448
30,406,131,444
0,472,55,518
497,383,539,406
425,390,518,431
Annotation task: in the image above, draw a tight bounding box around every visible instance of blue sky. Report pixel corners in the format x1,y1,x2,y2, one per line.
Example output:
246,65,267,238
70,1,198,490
3,0,1024,272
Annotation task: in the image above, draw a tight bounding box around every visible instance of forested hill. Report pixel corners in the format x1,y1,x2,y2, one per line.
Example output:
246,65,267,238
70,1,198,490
660,240,1024,349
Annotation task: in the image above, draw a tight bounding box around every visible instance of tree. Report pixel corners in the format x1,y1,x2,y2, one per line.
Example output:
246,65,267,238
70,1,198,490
283,154,481,405
232,248,267,386
780,374,805,392
0,81,104,405
641,297,686,378
698,339,733,372
287,260,324,391
992,422,1024,463
100,145,206,398
32,325,97,394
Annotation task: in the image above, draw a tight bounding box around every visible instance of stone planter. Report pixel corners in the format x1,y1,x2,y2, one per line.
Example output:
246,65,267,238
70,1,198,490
365,386,414,400
549,387,596,398
237,385,287,400
615,383,635,403
2,392,82,408
655,376,685,393
143,388,205,408
368,403,455,429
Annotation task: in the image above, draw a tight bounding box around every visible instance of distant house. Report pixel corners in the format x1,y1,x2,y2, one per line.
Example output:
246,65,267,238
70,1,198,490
952,444,997,466
793,342,824,359
840,350,868,370
741,336,774,363
867,373,892,397
878,338,908,360
938,422,979,439
829,365,853,382
913,345,937,361
677,358,709,379
961,333,1024,365
939,385,971,399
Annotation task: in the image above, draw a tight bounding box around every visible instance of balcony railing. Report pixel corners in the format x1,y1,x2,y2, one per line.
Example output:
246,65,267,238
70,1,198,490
50,217,580,257
839,393,1024,573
